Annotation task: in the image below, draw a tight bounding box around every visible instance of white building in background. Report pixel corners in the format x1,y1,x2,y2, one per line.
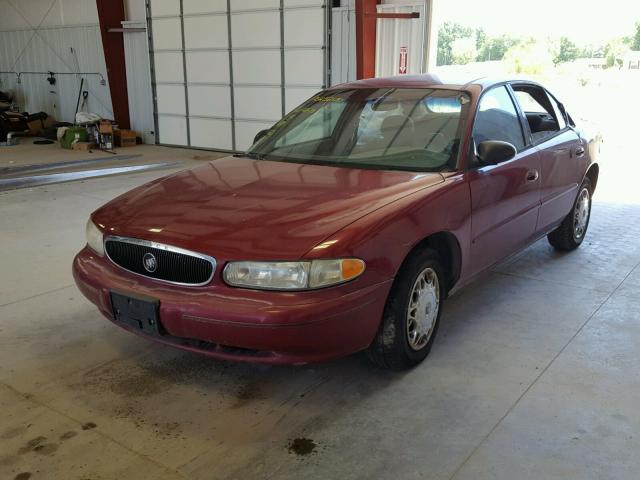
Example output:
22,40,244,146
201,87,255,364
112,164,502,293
622,50,640,70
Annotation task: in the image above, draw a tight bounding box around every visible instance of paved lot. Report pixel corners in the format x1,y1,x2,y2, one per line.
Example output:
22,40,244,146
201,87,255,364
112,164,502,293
1,142,639,479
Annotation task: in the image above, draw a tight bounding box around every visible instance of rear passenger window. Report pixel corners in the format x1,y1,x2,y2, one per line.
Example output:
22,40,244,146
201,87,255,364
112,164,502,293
512,85,565,144
514,91,546,114
473,86,525,151
546,93,567,130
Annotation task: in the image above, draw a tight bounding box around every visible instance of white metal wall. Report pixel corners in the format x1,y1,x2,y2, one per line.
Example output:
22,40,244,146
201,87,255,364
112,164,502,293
375,2,426,78
330,3,356,86
148,0,329,151
330,0,437,83
0,0,113,122
122,20,156,144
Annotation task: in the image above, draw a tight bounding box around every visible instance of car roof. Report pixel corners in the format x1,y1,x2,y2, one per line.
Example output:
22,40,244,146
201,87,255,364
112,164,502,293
333,74,539,92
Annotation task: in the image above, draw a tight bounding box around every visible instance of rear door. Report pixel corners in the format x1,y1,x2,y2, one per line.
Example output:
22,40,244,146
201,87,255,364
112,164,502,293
511,84,582,234
468,85,541,276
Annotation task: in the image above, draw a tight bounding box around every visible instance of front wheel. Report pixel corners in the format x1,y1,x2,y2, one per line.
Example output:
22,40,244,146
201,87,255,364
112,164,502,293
368,248,445,369
547,178,592,251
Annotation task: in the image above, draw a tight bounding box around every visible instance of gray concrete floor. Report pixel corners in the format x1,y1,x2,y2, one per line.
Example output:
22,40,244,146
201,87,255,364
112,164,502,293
1,142,639,480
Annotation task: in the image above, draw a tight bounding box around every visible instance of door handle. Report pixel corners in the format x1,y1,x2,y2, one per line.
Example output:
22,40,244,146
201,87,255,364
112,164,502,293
526,169,539,183
575,146,585,157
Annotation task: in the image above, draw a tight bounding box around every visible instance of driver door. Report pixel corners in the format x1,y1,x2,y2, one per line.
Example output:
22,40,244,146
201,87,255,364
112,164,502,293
467,85,541,276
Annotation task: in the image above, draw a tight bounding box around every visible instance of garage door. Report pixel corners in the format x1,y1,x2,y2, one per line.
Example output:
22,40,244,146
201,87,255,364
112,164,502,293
147,0,329,151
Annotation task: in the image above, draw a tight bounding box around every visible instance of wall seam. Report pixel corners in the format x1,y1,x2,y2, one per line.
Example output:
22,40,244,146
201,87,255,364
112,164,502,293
146,0,160,144
179,0,191,146
227,0,236,151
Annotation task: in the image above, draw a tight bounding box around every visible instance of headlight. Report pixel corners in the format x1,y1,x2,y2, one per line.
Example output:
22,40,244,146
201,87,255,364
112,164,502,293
223,259,365,290
86,219,104,256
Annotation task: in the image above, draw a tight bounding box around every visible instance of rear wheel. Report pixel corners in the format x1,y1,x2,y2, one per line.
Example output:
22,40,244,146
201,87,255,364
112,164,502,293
547,178,592,251
368,248,445,369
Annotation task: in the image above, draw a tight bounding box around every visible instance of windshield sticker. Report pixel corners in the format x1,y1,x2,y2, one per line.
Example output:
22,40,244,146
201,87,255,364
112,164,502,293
311,95,344,103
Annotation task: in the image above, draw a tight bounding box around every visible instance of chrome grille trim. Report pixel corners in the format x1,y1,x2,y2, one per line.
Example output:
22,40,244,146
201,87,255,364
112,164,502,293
104,235,216,287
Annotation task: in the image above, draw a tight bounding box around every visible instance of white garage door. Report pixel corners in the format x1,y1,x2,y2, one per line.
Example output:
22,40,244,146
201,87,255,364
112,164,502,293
148,0,329,151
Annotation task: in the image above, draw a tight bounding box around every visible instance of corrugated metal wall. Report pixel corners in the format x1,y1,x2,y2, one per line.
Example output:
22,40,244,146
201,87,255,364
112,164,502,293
0,0,113,122
0,23,113,123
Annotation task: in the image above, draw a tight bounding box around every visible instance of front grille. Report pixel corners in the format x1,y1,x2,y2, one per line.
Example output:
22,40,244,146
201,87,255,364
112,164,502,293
105,237,215,286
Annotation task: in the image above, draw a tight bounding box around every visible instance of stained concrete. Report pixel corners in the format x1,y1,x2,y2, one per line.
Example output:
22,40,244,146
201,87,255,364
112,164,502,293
1,142,639,480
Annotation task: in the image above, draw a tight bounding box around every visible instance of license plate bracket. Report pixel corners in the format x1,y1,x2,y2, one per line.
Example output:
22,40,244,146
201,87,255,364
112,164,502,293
110,291,162,336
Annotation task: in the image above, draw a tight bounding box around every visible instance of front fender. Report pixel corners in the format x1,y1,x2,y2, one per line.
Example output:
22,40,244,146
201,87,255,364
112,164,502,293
304,175,472,290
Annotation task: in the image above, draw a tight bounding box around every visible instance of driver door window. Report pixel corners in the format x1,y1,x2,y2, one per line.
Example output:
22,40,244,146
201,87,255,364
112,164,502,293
473,86,525,152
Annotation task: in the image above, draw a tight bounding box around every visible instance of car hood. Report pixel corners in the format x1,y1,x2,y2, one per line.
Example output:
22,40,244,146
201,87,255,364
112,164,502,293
93,156,444,260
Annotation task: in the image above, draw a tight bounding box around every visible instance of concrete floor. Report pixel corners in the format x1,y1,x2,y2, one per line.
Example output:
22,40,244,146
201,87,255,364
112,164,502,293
1,141,639,479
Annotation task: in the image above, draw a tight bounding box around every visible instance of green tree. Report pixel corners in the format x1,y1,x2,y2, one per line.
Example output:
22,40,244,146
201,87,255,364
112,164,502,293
477,35,520,62
504,40,554,74
604,38,630,67
578,44,603,58
475,27,487,52
632,21,640,50
437,22,473,66
554,37,579,65
451,37,477,64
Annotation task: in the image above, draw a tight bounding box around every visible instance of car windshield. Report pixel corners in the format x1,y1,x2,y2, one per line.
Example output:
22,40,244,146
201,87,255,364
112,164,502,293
247,87,470,172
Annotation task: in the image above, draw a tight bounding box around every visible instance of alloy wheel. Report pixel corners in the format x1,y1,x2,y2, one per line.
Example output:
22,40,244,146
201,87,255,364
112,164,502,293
406,267,440,351
573,187,591,240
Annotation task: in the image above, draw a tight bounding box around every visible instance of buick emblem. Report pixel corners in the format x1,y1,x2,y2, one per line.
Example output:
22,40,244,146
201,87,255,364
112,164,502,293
143,252,157,273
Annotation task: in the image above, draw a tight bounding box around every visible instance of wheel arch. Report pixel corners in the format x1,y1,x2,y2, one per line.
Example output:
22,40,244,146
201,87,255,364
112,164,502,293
405,231,462,295
585,163,599,191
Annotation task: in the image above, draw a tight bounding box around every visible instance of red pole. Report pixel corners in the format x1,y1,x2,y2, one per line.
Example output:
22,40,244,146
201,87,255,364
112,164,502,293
96,0,131,129
355,0,378,79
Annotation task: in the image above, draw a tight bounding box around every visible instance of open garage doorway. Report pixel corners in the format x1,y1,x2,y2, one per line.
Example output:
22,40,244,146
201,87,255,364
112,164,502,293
433,0,640,205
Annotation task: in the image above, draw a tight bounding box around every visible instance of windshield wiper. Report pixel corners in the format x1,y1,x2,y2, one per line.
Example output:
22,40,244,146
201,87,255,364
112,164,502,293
235,152,265,160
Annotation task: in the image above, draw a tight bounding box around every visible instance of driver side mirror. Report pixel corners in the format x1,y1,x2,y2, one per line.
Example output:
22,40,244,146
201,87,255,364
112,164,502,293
253,129,270,144
477,140,517,166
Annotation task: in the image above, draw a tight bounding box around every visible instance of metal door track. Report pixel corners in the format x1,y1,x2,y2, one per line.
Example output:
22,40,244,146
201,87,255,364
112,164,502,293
0,162,179,192
0,154,143,176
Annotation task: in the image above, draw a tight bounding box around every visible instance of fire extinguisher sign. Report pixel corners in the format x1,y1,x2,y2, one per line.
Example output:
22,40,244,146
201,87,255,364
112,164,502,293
399,46,408,75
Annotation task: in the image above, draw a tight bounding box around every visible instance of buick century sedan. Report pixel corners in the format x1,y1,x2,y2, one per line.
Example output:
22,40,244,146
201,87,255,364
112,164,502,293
73,74,600,369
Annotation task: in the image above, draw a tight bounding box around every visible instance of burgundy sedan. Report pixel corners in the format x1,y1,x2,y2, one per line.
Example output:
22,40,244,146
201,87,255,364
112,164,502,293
73,75,600,368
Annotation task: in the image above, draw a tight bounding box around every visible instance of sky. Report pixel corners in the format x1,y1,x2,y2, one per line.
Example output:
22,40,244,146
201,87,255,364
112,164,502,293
435,0,640,45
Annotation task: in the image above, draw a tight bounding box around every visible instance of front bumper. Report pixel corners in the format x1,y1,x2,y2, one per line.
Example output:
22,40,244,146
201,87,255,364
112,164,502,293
72,247,392,364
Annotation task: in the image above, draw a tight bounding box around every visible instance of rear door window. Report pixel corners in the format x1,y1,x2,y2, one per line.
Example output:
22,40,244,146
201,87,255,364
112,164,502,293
512,85,565,144
546,92,567,130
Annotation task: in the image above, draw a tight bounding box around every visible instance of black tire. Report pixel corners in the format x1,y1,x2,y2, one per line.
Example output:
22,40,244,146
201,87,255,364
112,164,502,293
547,178,592,251
368,248,445,370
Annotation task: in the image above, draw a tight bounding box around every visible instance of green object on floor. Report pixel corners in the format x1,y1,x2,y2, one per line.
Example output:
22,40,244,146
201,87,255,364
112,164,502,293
60,127,87,149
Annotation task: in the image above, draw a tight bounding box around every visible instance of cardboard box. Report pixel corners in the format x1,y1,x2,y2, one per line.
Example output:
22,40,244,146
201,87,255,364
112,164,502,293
27,119,44,136
98,120,113,134
72,141,96,151
114,129,137,147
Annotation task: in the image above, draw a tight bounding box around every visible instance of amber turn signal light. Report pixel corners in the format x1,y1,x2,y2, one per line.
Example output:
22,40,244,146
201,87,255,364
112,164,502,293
341,259,366,280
